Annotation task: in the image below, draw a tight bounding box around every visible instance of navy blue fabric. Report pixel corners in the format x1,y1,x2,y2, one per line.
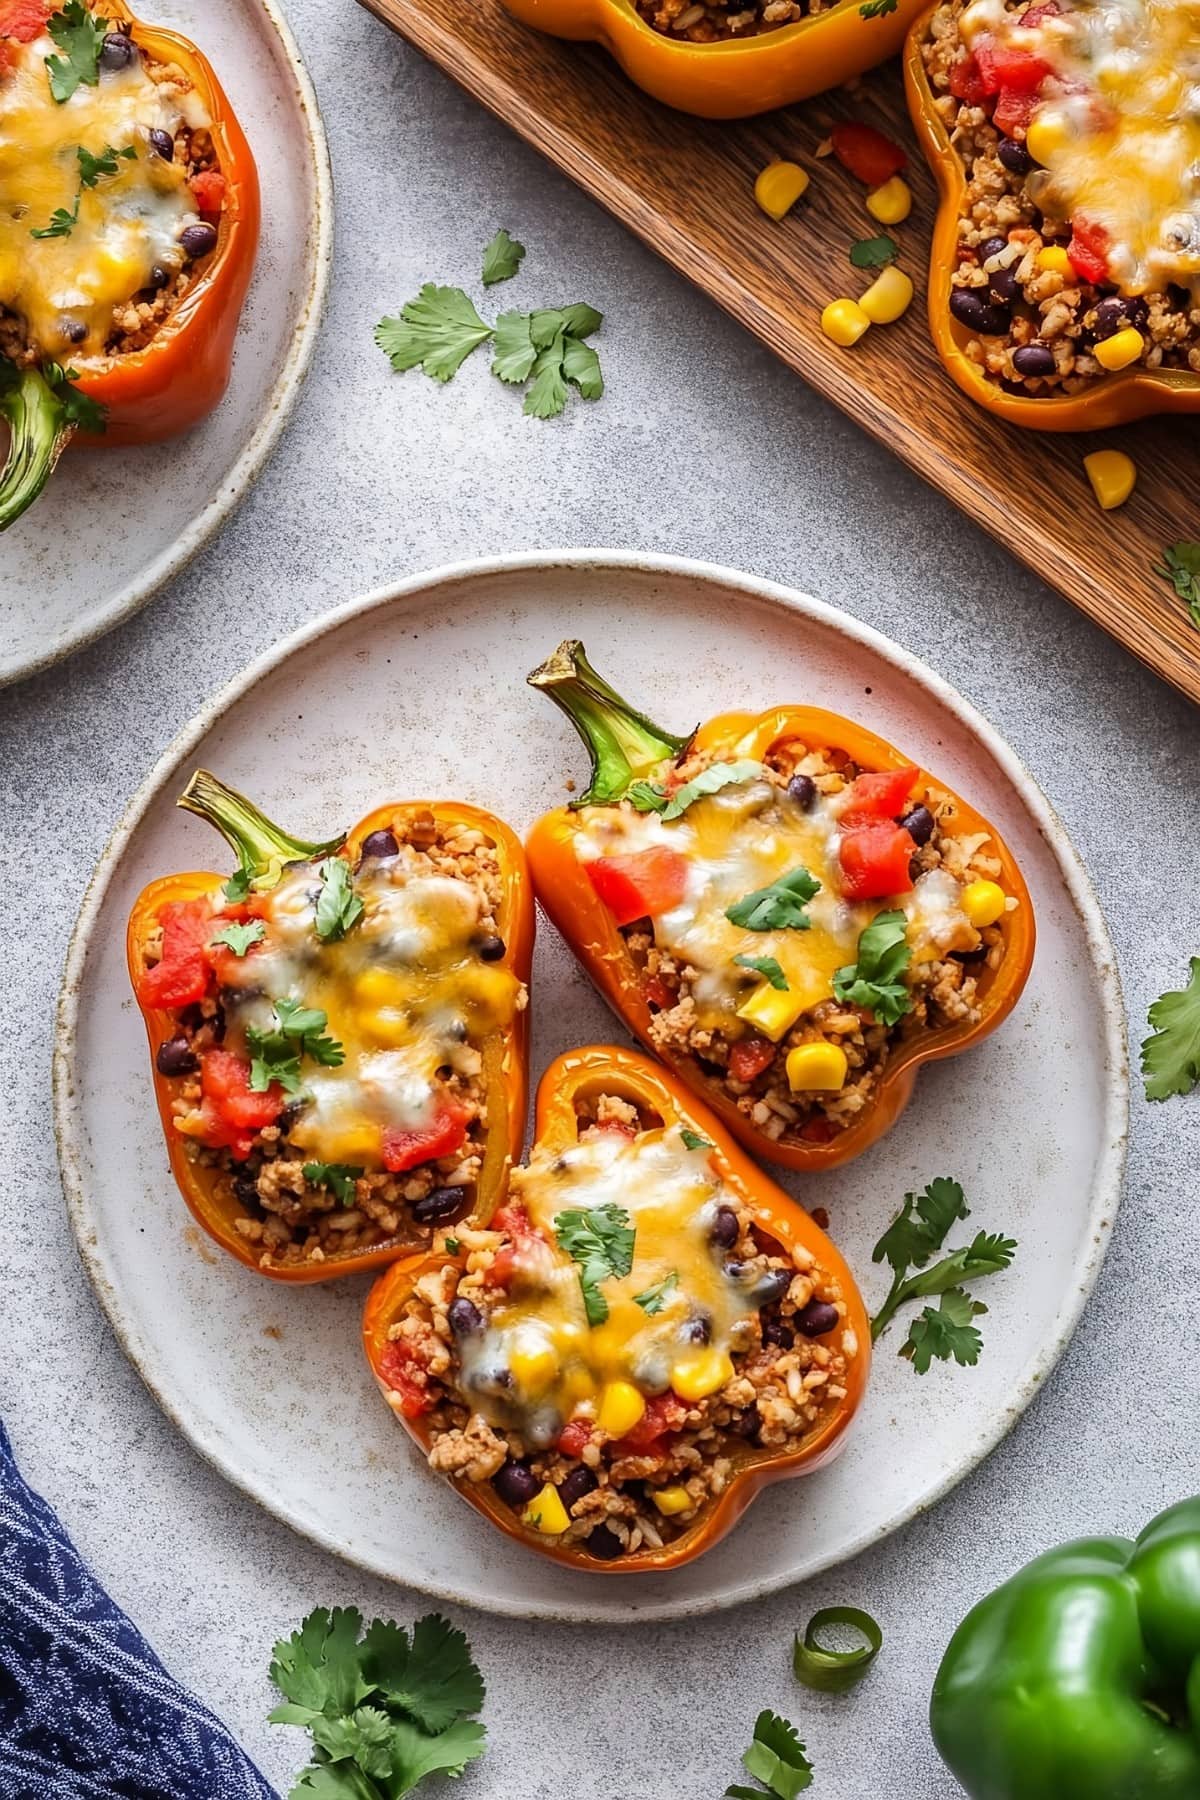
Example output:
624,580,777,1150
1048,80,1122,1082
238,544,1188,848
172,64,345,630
0,1422,279,1800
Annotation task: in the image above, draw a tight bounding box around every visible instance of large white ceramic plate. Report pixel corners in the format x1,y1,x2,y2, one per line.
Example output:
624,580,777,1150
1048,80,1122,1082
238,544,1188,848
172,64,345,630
56,552,1127,1622
0,0,332,687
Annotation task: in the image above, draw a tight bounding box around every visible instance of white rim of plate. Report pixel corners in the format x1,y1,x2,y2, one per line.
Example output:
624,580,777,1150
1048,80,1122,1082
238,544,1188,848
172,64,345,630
53,550,1130,1622
2,0,335,689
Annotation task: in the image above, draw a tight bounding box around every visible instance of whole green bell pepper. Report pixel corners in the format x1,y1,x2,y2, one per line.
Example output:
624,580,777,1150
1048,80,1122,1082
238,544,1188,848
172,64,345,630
931,1498,1200,1797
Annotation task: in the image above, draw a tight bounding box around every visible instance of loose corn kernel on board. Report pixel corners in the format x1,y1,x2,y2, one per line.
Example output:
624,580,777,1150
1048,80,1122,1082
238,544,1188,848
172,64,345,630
358,0,1200,706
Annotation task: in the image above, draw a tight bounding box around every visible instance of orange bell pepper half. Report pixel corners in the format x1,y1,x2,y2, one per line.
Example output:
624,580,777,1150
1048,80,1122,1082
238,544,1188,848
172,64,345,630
363,1045,870,1574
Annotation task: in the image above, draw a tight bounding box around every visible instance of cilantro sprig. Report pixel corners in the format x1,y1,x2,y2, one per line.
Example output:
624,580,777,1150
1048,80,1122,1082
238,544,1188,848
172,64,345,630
46,1,107,103
554,1203,635,1326
628,759,763,820
726,867,821,933
735,953,788,990
31,142,136,240
1154,542,1200,629
302,1162,363,1206
246,997,344,1095
727,1711,814,1799
633,1269,679,1315
1142,956,1200,1099
481,227,525,286
212,919,265,957
375,285,492,383
315,857,364,943
832,909,913,1026
269,1608,486,1798
870,1177,1017,1371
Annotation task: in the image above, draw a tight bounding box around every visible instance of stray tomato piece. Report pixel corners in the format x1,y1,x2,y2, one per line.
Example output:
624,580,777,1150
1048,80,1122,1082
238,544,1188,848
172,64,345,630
557,1417,594,1458
839,822,917,901
841,765,920,827
0,0,51,42
992,86,1040,136
948,53,988,105
188,169,227,215
379,1341,435,1418
729,1036,777,1083
618,1393,689,1453
830,122,907,188
382,1104,469,1174
586,847,689,926
1067,216,1110,284
137,899,214,1009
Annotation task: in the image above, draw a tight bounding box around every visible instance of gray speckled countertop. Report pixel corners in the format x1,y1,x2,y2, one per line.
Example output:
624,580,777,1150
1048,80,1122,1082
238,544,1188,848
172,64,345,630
3,3,1199,1794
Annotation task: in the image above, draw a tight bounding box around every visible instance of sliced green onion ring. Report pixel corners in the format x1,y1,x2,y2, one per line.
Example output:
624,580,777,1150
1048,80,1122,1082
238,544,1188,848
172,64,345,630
793,1606,883,1693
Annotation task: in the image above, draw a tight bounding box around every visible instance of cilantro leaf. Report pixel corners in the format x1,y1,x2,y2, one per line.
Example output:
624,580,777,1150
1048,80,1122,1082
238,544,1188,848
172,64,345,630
680,1128,713,1151
628,780,668,813
833,908,913,1026
303,1162,362,1206
872,1177,969,1275
31,198,79,240
860,0,898,15
44,361,105,433
728,1710,814,1798
633,1269,679,1314
46,1,108,103
562,332,604,400
524,331,569,419
495,306,605,416
850,233,898,268
529,302,601,344
77,142,137,187
491,309,538,384
246,997,344,1093
481,227,525,286
725,867,821,932
388,1718,487,1796
375,286,492,383
212,919,265,957
660,759,763,820
1154,543,1200,629
360,1614,485,1734
269,1607,373,1722
1142,956,1200,1099
735,953,788,990
554,1203,636,1326
315,857,364,943
901,1287,986,1373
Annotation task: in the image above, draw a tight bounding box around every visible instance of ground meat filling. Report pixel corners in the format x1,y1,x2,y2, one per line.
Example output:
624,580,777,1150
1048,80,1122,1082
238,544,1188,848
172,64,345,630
635,0,835,42
380,1101,858,1562
923,0,1200,395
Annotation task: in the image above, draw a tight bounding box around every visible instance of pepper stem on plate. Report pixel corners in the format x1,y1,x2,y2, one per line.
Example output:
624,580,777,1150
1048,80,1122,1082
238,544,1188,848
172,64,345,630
0,363,83,533
527,639,691,805
177,769,343,889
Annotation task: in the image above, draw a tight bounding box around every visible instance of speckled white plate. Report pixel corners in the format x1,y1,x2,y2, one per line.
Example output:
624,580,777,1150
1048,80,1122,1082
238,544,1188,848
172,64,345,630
55,552,1128,1622
0,0,332,687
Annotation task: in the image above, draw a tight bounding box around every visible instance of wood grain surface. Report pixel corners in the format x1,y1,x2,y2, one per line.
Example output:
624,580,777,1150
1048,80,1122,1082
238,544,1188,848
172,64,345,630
360,0,1200,705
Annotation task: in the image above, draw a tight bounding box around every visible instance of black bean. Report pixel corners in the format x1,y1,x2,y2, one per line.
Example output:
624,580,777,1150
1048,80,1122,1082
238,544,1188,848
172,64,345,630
682,1314,712,1345
558,1466,598,1511
155,1035,197,1077
447,1296,484,1339
988,264,1019,305
1012,343,1057,378
360,828,399,860
99,30,135,68
585,1525,624,1560
796,1299,840,1338
711,1206,740,1250
234,1173,261,1207
493,1459,539,1508
949,288,1011,336
1091,294,1147,340
413,1185,468,1225
148,264,170,289
900,803,935,847
761,1314,795,1350
180,222,218,259
476,934,506,962
149,128,175,161
786,773,816,811
996,136,1033,174
979,235,1008,263
58,317,87,345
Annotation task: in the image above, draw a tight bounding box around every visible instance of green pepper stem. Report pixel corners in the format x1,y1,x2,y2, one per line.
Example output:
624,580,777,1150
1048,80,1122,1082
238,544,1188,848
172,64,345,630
526,639,691,805
0,365,72,532
177,770,344,884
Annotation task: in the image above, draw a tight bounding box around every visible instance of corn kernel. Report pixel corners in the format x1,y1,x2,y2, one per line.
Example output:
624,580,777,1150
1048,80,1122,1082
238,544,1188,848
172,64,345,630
1083,448,1137,511
596,1380,646,1438
1093,326,1145,372
355,967,404,1007
865,175,912,225
1036,245,1072,275
785,1042,849,1093
1025,113,1071,166
509,1339,559,1395
736,981,809,1042
459,965,520,1029
672,1347,735,1402
961,879,1007,929
523,1483,570,1535
820,298,871,347
859,265,914,325
651,1485,694,1517
755,160,810,221
561,1363,597,1408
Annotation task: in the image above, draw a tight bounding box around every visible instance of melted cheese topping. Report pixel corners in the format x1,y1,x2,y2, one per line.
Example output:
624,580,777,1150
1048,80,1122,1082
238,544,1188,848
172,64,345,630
575,771,974,1030
217,854,521,1168
961,0,1200,294
458,1126,772,1448
0,28,205,356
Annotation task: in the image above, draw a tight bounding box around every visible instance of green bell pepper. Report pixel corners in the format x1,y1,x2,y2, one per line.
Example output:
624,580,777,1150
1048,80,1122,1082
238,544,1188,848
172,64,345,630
931,1498,1200,1797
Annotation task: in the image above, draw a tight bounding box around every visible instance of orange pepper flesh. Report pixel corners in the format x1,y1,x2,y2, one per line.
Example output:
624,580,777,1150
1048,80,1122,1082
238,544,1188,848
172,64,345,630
363,1045,871,1575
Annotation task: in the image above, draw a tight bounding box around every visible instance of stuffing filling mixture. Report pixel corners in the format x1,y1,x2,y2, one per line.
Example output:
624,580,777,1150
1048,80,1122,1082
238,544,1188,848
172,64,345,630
137,815,526,1269
574,744,1015,1148
0,0,228,366
924,0,1200,394
634,0,834,42
379,1096,858,1561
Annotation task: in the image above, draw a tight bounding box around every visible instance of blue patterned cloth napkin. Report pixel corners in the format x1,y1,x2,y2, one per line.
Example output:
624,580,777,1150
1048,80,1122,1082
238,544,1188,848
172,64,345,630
0,1421,280,1800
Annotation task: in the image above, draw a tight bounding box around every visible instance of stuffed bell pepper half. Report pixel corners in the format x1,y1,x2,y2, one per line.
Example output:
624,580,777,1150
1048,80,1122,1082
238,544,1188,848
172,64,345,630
525,642,1034,1172
128,772,533,1282
0,0,259,527
363,1046,869,1572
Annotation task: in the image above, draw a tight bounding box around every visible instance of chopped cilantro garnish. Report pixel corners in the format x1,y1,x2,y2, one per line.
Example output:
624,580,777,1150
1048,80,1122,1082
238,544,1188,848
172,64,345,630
1142,955,1200,1098
481,227,525,286
45,1,108,103
442,1236,461,1255
725,867,820,933
554,1203,636,1326
375,285,493,383
314,856,363,943
212,919,265,957
735,953,788,990
246,997,344,1094
870,1177,1017,1372
859,0,898,16
628,759,762,820
77,142,136,187
680,1127,713,1151
44,362,105,432
302,1163,362,1206
30,198,80,241
832,908,912,1025
727,1710,814,1798
849,233,898,268
1154,543,1200,629
633,1269,679,1315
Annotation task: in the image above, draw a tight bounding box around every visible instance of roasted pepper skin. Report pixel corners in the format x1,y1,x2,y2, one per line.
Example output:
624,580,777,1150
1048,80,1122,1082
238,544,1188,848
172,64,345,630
364,1045,870,1573
903,7,1200,430
931,1499,1200,1796
502,0,928,120
525,645,1035,1173
127,778,534,1286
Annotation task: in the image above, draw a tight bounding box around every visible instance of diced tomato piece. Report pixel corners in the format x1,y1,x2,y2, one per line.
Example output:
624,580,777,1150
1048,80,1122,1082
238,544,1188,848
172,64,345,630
557,1417,595,1458
840,765,920,828
645,974,674,1011
949,52,988,105
1067,216,1110,284
839,822,917,901
618,1393,689,1453
975,42,1052,93
0,0,51,42
586,847,689,926
729,1036,777,1084
484,1203,544,1286
379,1340,435,1418
382,1104,469,1174
992,87,1041,136
188,1049,285,1159
830,122,907,187
188,169,226,215
137,899,215,1010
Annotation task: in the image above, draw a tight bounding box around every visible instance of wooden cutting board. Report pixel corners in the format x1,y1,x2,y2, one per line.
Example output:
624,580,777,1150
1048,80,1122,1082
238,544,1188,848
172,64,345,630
360,0,1200,705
